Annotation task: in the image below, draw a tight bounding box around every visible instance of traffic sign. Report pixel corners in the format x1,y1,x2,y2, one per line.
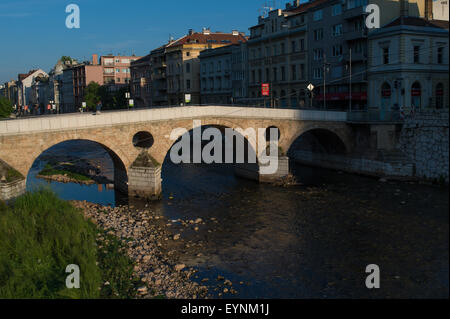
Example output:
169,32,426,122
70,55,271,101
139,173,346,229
307,83,315,92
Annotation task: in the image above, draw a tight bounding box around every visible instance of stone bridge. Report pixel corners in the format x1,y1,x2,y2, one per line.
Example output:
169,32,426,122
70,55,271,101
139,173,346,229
0,106,352,201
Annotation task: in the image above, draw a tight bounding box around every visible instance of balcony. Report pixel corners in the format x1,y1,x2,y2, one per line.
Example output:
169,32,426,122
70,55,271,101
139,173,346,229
343,6,366,20
344,29,368,42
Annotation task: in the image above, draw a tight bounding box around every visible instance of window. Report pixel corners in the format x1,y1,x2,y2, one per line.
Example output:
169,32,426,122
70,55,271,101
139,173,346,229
313,68,322,79
291,65,297,81
411,82,422,109
186,52,190,57
438,47,444,64
251,70,255,83
332,24,343,37
186,63,191,73
332,45,343,57
313,9,323,21
300,39,305,51
413,46,420,63
347,0,367,9
186,80,191,90
436,83,444,109
273,67,277,82
300,64,305,79
383,48,389,64
266,68,270,81
281,66,286,81
281,43,285,54
291,41,297,53
314,48,323,60
332,4,342,16
314,29,323,41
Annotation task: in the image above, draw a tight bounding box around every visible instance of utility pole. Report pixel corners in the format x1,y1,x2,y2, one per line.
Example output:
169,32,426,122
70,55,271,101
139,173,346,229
322,54,330,110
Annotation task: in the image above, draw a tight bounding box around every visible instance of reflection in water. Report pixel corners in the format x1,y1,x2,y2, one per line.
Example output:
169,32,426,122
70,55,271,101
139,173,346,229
26,140,449,298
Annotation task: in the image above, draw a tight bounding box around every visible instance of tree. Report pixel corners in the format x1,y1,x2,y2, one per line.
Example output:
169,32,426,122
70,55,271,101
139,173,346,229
83,82,101,110
0,97,13,119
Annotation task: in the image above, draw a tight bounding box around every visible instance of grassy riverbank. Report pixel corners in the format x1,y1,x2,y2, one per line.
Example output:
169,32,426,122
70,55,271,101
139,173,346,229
0,189,141,299
37,164,94,184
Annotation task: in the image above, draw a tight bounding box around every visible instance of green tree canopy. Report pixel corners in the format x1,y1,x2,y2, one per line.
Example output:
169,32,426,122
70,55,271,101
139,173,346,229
0,97,13,119
84,82,102,110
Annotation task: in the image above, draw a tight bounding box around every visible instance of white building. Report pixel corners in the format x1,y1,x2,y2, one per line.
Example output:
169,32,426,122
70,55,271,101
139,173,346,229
17,69,48,110
433,0,449,21
367,17,449,119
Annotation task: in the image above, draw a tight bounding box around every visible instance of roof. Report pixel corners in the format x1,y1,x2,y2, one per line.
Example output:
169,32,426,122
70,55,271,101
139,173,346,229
131,54,151,66
166,31,247,48
385,17,449,29
18,70,38,81
285,0,328,16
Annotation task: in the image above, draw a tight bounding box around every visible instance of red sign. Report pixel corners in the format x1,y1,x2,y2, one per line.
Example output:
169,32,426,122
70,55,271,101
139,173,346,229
261,83,270,96
411,89,421,97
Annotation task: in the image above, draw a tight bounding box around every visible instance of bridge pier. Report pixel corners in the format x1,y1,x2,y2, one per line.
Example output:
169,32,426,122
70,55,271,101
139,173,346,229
127,152,162,200
235,156,290,183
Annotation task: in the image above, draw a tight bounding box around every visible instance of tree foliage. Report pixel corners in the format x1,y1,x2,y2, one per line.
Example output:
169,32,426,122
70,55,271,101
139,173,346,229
0,97,13,119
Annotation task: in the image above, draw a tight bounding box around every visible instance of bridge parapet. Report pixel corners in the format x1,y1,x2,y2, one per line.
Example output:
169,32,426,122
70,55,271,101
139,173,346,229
0,106,348,136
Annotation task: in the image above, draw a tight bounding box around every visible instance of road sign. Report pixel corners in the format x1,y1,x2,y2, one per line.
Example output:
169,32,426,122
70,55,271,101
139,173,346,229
261,83,270,96
129,99,134,107
185,94,191,103
307,83,315,91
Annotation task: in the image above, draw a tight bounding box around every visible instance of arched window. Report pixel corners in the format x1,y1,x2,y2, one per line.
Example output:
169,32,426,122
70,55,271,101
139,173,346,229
411,81,422,109
436,83,444,109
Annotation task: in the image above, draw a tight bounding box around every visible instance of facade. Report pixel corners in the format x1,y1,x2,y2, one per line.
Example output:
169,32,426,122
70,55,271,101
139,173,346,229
47,58,78,114
130,54,152,108
199,45,234,104
30,75,50,114
367,17,449,116
247,3,312,108
231,43,249,103
17,69,48,111
306,0,368,110
165,29,247,106
100,54,142,90
149,45,168,106
1,81,18,107
60,69,75,113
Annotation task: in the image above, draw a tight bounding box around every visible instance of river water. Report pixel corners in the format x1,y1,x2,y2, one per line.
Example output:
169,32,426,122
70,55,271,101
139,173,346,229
27,140,449,299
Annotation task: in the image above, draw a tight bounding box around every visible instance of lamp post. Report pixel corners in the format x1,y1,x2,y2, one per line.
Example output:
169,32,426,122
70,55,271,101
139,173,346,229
125,92,131,110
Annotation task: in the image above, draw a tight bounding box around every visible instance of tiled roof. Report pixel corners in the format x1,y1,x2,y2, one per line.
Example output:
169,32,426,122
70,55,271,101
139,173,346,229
131,54,151,65
166,32,247,48
385,16,449,29
285,0,328,15
18,69,38,81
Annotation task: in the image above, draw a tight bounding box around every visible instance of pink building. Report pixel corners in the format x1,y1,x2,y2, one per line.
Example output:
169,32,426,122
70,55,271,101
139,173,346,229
70,55,104,109
99,54,142,89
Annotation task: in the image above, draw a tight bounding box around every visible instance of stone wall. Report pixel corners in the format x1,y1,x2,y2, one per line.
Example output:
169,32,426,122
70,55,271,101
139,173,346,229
0,179,26,201
291,150,414,177
128,166,162,200
399,110,449,183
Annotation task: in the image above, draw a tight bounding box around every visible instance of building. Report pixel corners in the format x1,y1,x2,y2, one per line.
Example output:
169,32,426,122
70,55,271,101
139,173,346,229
199,45,234,105
130,54,152,108
61,55,104,112
47,57,78,114
367,17,449,116
247,2,312,108
149,45,168,107
100,54,142,90
17,69,48,112
165,28,247,106
231,43,249,104
30,75,50,114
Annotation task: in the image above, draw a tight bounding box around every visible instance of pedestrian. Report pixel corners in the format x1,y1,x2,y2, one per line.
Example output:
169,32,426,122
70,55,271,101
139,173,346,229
96,100,102,115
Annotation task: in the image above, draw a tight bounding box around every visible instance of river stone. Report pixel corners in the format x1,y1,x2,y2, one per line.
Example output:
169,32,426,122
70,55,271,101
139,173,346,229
175,264,186,272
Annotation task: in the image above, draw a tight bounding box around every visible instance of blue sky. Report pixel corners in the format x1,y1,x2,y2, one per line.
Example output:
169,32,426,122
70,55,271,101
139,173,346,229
0,0,304,83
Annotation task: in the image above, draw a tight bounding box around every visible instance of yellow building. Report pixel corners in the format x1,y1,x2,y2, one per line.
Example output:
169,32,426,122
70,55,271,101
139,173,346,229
165,29,247,106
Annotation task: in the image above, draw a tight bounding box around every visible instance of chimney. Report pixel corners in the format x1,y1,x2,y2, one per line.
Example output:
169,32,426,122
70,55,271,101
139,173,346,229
424,0,433,20
92,54,98,65
400,0,409,17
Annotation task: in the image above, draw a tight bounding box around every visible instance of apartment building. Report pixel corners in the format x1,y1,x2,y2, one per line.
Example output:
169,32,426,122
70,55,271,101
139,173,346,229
17,69,48,110
149,45,168,106
100,54,142,90
1,81,18,106
130,54,152,108
247,1,312,108
165,28,247,105
199,45,234,104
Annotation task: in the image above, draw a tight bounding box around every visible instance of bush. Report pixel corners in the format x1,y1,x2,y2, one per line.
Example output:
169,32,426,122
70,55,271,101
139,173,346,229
0,189,139,299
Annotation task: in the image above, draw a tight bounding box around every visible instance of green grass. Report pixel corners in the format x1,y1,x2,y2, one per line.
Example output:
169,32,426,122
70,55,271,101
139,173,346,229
3,168,23,183
0,189,141,299
38,164,92,183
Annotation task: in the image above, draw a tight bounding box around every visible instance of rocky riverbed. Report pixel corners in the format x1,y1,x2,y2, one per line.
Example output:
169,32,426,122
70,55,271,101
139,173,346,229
71,201,239,299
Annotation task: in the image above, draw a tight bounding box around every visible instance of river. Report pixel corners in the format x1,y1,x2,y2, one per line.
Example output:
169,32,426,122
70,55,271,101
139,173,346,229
26,140,449,298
